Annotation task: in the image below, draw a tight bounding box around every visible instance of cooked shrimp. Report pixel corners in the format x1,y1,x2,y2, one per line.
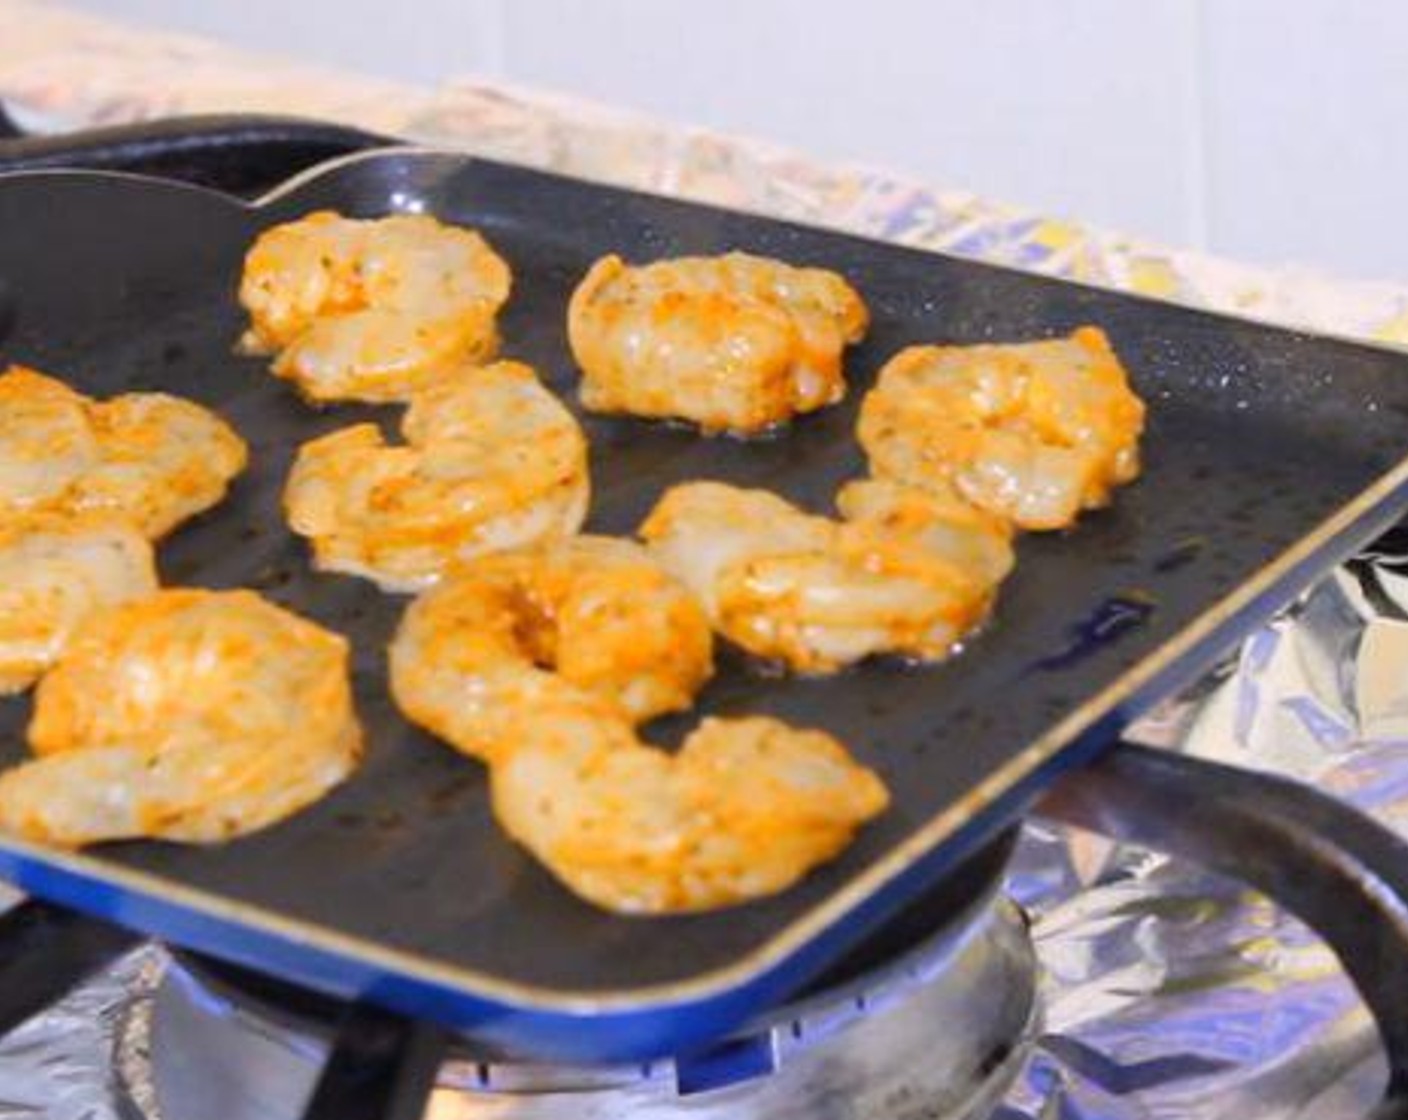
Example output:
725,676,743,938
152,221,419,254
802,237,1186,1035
0,589,361,848
0,365,247,538
284,361,590,592
390,536,714,764
492,713,888,914
388,538,885,912
0,514,158,695
835,476,1015,588
239,211,512,403
568,251,869,435
857,327,1145,531
0,366,97,511
640,480,1013,673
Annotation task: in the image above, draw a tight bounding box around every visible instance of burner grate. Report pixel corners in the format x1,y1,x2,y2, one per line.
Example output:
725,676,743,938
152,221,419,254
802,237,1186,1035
0,900,137,1036
112,898,1037,1120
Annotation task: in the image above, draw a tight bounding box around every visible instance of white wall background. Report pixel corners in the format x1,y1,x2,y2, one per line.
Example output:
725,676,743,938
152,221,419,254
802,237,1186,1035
67,0,1408,283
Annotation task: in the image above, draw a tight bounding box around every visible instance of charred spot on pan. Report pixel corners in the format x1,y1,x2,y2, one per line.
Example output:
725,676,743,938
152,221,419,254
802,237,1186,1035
254,563,294,588
1154,535,1206,573
428,772,480,813
1029,590,1157,673
1223,501,1261,526
371,808,405,832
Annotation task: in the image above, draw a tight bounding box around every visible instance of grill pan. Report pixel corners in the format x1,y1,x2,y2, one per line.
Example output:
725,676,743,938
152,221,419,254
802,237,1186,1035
3,133,1408,1063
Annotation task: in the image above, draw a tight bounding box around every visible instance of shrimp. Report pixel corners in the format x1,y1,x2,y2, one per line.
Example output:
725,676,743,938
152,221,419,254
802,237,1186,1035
492,713,888,914
388,537,886,913
0,514,158,695
0,589,361,848
857,328,1145,531
239,211,512,403
390,536,715,763
834,476,1015,588
568,251,869,435
283,361,590,592
0,365,248,539
640,480,1013,674
0,365,96,510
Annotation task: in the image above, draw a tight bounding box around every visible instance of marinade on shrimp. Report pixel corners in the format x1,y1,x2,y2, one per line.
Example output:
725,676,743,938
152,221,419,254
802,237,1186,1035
283,361,590,592
641,480,1013,674
0,513,158,695
0,589,361,848
389,537,887,913
0,365,247,539
390,535,715,764
491,712,888,914
568,251,868,435
857,327,1145,531
239,211,512,403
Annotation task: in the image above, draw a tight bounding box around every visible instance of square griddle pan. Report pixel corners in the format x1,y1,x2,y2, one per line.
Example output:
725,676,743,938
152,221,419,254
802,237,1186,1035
3,142,1408,1061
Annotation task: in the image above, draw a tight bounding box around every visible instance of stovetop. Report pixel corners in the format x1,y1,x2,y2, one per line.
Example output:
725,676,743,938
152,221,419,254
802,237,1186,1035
3,109,1408,1120
0,850,1039,1120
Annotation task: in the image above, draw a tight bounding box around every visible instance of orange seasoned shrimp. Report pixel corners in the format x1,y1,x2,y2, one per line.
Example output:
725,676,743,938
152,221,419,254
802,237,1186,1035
283,361,590,592
390,536,714,763
835,476,1015,588
0,589,361,848
0,365,96,510
640,480,1013,674
858,328,1145,531
0,366,247,538
492,713,888,914
568,251,868,435
0,514,158,695
239,211,512,403
388,538,886,913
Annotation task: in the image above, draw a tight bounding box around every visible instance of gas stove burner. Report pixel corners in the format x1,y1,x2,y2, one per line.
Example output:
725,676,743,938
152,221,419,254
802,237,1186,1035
113,867,1037,1119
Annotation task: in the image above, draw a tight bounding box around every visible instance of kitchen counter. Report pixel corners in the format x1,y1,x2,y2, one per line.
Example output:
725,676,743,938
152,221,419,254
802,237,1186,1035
4,0,1407,347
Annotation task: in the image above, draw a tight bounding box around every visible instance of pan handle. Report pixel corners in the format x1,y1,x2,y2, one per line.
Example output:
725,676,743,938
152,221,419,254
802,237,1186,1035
0,109,392,194
1039,741,1408,1120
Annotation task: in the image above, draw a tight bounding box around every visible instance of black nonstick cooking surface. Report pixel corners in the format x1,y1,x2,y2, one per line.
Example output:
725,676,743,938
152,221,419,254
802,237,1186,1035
2,151,1408,1055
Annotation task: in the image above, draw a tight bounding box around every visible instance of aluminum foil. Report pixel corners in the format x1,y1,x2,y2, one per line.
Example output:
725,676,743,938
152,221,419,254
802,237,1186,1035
998,551,1408,1119
0,927,161,1119
2,554,1400,1118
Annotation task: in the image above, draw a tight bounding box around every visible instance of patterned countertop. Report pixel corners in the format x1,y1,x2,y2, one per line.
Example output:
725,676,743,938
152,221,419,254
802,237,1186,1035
4,0,1407,349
